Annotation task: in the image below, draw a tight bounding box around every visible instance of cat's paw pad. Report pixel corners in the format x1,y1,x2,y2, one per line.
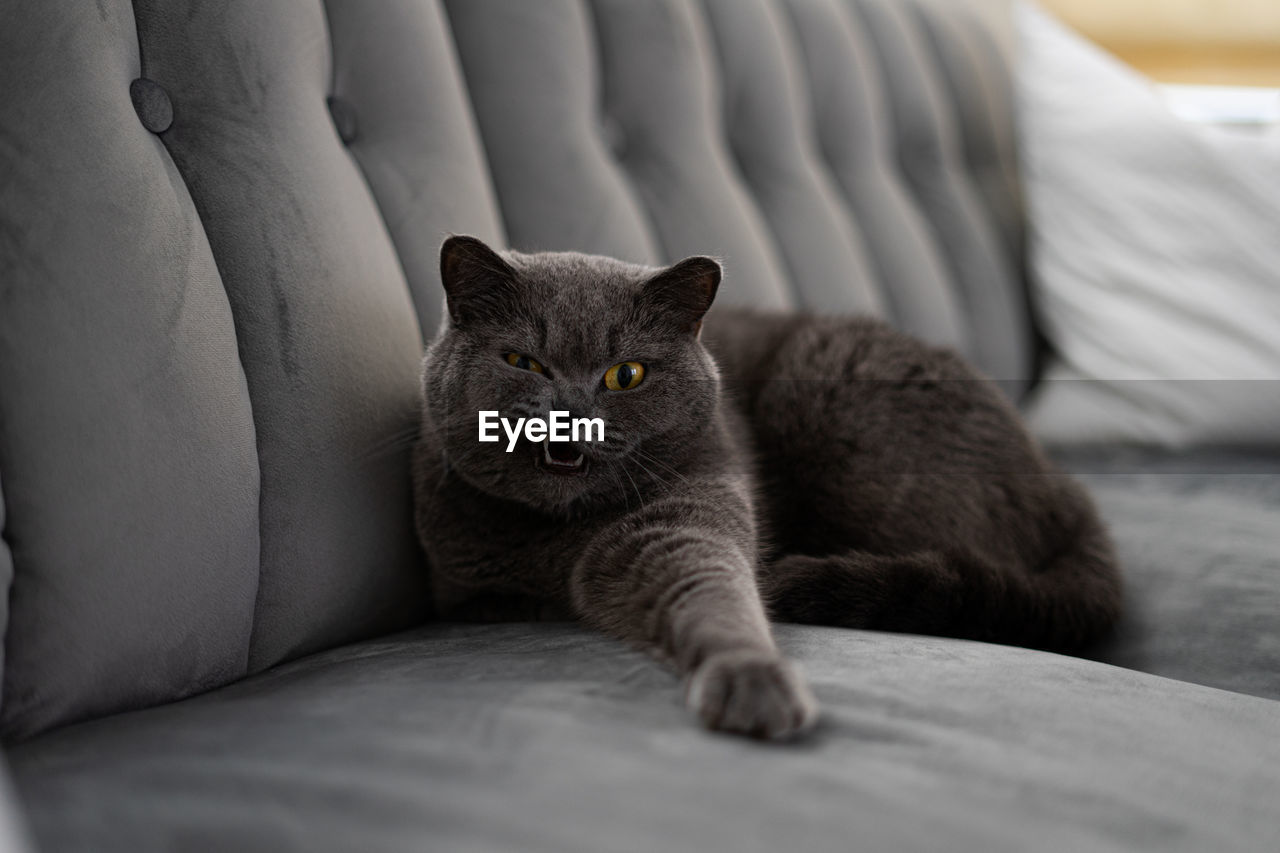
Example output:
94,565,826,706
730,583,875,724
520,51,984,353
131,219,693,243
686,650,819,740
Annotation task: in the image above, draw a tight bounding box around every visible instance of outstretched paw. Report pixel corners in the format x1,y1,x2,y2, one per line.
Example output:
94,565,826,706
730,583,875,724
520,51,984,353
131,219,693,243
686,650,819,740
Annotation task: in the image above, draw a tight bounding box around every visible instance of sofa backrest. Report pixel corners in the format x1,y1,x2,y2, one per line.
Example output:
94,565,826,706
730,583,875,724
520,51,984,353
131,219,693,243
0,0,1027,740
0,0,499,741
447,0,1030,371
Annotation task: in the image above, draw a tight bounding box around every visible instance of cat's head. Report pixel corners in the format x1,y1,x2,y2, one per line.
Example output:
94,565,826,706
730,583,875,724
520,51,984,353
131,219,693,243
421,235,722,515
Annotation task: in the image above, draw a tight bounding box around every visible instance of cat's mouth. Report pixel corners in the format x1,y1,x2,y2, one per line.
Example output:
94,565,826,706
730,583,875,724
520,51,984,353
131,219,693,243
539,438,588,476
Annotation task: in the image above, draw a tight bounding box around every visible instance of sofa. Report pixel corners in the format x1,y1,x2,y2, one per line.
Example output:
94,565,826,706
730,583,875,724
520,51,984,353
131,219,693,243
1,1,1278,851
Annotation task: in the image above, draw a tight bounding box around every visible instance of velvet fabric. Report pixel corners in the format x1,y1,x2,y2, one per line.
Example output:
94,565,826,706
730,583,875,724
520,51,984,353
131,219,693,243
11,623,1280,852
0,1,260,740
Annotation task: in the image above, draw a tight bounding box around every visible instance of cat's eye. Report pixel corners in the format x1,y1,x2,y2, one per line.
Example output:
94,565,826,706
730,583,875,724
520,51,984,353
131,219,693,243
504,353,544,374
603,361,645,391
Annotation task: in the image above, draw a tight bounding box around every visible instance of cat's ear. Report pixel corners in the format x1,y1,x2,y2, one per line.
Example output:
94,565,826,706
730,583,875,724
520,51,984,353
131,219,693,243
439,235,518,327
643,256,722,335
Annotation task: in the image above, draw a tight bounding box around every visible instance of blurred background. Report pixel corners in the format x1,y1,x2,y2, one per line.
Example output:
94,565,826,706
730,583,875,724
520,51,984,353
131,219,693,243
1041,0,1280,128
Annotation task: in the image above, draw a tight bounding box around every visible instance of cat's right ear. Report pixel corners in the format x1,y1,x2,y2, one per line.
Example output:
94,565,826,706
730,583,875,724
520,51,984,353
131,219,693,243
439,235,518,327
643,256,722,336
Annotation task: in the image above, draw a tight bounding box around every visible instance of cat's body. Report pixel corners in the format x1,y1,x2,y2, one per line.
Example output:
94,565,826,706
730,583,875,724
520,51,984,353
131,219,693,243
704,312,1120,649
413,236,1122,739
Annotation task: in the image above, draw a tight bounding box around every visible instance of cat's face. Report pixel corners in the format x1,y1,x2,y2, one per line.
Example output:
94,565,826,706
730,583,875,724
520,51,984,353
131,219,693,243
421,236,722,515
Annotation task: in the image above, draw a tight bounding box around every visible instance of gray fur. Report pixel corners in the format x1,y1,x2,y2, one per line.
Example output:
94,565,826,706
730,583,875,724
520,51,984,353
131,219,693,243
413,236,1121,740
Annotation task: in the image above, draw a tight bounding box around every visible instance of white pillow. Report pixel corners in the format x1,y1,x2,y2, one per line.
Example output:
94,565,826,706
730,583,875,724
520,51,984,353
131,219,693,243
1015,3,1280,447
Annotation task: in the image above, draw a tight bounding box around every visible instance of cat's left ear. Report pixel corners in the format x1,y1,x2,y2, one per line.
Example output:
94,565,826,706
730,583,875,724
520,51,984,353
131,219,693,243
643,256,722,335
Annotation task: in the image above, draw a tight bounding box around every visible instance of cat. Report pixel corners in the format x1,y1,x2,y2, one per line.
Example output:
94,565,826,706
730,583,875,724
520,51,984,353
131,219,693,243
412,235,1122,740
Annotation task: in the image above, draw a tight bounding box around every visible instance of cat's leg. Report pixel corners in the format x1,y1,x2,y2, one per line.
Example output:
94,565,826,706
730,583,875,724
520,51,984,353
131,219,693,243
570,486,818,740
761,550,975,637
763,533,1120,651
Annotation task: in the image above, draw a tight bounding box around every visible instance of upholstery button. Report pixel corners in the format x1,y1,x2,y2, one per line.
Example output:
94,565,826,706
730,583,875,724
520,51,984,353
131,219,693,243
326,96,359,145
129,78,173,134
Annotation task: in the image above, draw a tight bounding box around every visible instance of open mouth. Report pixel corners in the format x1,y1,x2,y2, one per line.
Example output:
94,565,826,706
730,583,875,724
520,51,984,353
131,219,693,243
539,438,588,476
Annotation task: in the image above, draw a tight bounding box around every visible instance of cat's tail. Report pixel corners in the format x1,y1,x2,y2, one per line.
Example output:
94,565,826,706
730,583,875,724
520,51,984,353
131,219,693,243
761,520,1122,652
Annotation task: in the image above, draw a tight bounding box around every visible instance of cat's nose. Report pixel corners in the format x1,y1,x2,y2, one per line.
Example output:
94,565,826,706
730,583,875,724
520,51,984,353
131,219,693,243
547,396,602,450
549,395,591,422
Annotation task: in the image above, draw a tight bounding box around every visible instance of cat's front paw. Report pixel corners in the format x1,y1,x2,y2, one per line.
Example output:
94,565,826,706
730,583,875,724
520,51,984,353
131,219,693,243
686,650,819,740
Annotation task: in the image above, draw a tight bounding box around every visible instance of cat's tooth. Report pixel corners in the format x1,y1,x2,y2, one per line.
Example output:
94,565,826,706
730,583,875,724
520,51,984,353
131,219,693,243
542,438,553,465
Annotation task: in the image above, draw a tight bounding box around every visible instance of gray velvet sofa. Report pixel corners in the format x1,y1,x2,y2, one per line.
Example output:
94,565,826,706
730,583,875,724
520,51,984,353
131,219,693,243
1,1,1278,851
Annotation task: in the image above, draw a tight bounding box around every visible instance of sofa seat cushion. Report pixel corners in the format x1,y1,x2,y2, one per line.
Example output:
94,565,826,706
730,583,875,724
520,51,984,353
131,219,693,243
10,624,1280,853
1053,447,1280,700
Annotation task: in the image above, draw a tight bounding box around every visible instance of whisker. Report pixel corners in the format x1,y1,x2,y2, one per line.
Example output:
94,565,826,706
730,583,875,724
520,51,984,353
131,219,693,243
632,447,691,485
616,460,646,509
604,462,632,512
629,456,675,496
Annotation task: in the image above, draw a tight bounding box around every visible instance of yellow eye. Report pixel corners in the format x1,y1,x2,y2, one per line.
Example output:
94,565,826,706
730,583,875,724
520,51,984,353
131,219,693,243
604,361,645,391
504,353,544,374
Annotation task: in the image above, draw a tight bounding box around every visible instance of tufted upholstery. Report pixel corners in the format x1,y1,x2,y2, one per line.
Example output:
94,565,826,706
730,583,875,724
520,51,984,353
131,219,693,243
700,0,885,316
0,2,263,740
850,0,1031,387
129,0,435,677
323,0,508,338
0,0,1030,740
443,1,665,274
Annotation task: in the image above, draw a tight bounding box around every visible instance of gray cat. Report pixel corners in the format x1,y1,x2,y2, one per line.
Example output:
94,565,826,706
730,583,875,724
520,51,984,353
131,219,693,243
413,236,1122,740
